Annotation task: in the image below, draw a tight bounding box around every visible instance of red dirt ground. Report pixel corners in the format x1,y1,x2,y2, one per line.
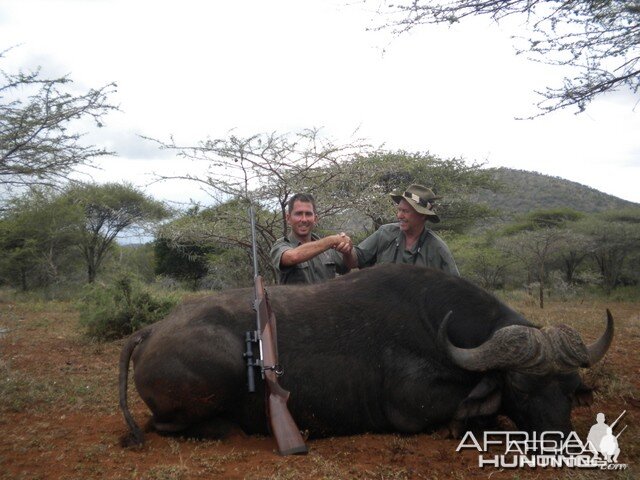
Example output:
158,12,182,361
0,297,638,479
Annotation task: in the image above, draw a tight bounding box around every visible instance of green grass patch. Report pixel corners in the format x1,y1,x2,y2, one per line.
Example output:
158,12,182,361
0,362,59,413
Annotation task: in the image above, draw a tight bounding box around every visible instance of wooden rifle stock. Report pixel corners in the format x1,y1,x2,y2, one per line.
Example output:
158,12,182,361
266,379,308,455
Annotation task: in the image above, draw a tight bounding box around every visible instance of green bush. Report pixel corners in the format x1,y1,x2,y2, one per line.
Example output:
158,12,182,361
78,275,179,341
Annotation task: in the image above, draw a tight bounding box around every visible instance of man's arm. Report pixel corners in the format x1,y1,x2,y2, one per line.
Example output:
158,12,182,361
280,233,352,267
351,227,384,269
434,237,460,276
339,244,358,270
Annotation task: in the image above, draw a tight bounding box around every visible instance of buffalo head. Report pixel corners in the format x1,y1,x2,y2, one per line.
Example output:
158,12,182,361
439,310,614,435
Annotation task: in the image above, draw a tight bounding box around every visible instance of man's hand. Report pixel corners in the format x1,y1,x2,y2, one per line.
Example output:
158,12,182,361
333,232,353,254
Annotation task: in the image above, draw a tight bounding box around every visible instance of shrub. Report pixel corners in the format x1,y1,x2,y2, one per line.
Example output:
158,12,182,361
78,275,179,341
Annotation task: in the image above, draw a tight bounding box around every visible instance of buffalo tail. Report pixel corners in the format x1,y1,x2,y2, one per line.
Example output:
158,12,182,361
118,328,151,447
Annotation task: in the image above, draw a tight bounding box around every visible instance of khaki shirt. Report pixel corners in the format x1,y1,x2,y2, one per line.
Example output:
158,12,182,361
354,223,459,276
270,233,349,284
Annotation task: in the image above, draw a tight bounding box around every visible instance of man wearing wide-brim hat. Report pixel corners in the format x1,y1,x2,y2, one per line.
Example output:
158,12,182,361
351,184,459,275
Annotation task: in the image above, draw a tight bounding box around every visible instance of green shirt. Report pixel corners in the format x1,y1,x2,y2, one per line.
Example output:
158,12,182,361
354,223,459,276
270,233,349,284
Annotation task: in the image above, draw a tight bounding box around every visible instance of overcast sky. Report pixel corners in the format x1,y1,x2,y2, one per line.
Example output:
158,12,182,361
2,0,639,205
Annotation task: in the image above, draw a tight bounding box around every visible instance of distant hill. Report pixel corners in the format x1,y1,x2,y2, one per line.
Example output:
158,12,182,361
470,168,639,220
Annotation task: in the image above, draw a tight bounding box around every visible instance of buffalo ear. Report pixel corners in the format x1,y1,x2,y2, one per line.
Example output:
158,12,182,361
572,382,594,407
454,374,503,420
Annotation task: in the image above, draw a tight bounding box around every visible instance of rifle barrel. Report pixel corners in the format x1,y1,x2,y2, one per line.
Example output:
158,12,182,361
610,410,626,429
249,206,259,278
615,425,627,438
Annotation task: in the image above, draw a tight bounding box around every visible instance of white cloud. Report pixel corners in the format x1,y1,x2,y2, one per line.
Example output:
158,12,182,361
1,0,638,204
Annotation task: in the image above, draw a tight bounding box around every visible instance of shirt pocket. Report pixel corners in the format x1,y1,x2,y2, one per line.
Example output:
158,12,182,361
323,260,337,277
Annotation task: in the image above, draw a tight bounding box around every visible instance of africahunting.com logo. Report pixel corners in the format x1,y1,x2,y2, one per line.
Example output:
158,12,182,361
457,411,628,470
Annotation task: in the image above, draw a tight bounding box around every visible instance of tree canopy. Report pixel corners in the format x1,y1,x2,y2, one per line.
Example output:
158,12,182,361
0,188,82,290
64,182,171,283
575,209,640,291
498,211,576,308
347,151,499,234
148,128,371,236
371,0,640,115
0,48,117,198
0,183,171,290
152,130,500,283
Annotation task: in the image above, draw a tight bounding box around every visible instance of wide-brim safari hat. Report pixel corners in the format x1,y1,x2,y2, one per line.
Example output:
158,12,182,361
390,184,441,223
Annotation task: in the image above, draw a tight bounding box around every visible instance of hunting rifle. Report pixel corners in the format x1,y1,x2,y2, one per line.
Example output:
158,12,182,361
244,206,308,455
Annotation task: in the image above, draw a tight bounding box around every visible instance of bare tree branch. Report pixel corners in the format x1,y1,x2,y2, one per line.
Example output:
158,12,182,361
1,48,118,198
368,0,640,115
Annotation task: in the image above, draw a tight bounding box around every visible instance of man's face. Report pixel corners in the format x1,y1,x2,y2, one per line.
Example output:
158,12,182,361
396,199,426,234
286,200,317,239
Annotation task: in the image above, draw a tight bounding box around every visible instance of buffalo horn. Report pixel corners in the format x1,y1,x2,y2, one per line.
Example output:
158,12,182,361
585,309,614,366
440,320,551,373
439,312,614,375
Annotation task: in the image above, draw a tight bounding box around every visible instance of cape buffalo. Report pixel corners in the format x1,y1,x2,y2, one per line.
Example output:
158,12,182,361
119,264,613,445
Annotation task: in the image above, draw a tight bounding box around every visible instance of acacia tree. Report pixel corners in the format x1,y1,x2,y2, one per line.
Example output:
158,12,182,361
154,238,212,290
0,188,83,291
154,207,228,289
498,209,580,308
576,209,640,292
150,128,371,236
555,231,594,283
451,234,514,289
64,182,171,283
371,0,640,115
150,129,373,279
500,227,573,308
0,48,117,200
345,151,499,234
157,197,278,282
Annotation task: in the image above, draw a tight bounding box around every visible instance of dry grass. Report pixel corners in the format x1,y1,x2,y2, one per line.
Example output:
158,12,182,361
0,294,638,479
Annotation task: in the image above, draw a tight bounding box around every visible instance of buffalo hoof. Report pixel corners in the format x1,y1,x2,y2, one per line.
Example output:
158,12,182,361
120,431,144,449
441,420,464,439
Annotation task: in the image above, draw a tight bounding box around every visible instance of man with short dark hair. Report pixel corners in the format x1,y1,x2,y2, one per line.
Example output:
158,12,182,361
352,184,459,275
270,193,356,284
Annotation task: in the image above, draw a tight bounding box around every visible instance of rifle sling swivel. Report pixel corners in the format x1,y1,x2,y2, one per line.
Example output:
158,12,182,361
263,364,284,376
